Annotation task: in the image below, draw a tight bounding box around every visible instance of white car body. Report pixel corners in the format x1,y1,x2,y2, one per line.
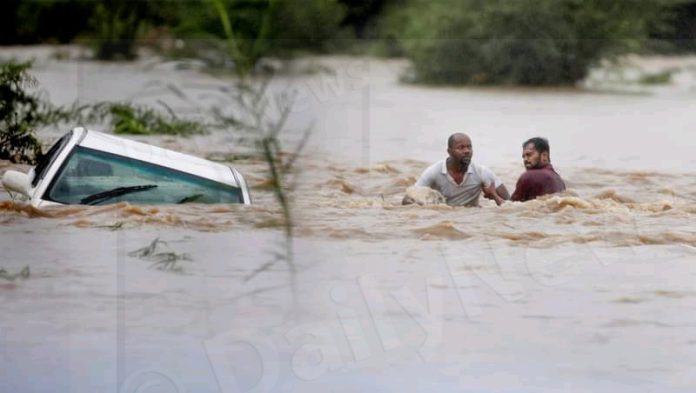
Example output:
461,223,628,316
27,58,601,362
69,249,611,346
2,127,251,207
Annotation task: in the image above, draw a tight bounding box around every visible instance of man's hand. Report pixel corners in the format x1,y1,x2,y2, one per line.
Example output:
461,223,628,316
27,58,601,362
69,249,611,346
482,183,504,206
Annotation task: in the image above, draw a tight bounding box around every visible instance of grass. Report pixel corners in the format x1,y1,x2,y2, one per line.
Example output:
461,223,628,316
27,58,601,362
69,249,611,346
128,238,192,273
2,59,210,167
207,0,313,289
638,70,673,85
0,266,30,281
85,102,207,136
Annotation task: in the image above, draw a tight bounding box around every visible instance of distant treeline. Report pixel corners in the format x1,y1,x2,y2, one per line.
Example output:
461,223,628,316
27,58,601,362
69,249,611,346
0,0,386,55
2,0,696,85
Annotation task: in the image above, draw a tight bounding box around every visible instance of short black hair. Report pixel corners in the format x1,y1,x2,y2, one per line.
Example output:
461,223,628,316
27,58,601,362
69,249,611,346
523,137,550,155
448,132,469,148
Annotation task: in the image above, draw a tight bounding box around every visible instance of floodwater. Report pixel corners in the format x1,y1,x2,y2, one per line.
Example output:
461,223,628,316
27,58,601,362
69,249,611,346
1,46,696,393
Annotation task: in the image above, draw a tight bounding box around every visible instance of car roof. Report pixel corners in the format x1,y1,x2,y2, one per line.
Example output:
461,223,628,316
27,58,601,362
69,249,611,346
76,128,239,187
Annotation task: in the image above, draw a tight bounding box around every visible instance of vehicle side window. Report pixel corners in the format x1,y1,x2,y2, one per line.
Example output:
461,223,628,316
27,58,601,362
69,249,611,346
45,146,243,205
32,131,73,187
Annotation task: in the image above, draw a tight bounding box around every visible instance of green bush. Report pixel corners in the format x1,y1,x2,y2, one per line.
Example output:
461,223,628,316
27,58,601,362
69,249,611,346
0,61,83,163
173,0,347,70
389,0,662,85
269,0,348,52
87,102,207,136
90,0,179,60
647,0,696,53
0,60,209,165
638,70,673,84
0,61,47,164
1,0,93,45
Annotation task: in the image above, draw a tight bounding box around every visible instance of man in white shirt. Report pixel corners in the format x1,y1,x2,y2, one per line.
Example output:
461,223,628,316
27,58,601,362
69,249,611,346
403,133,510,207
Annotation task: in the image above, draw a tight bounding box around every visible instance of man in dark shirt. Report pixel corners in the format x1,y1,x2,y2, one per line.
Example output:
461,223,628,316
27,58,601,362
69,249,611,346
511,137,566,202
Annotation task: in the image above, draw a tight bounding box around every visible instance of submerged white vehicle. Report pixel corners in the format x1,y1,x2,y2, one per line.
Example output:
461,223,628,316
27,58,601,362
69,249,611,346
2,128,251,207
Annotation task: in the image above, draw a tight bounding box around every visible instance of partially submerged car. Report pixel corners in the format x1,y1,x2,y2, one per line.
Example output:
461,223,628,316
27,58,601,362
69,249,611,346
2,128,251,207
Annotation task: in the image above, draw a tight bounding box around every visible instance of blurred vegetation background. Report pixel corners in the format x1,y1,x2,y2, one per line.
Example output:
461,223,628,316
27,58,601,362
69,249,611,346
1,0,696,85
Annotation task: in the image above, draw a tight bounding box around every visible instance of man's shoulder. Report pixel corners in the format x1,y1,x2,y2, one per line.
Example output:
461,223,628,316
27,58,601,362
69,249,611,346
416,160,445,186
469,162,499,184
431,159,445,169
469,162,492,174
422,160,444,175
517,167,565,192
519,167,556,181
517,169,536,180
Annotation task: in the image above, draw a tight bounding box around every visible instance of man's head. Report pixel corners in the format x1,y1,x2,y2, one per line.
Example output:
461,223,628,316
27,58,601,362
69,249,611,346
447,133,473,167
522,137,550,170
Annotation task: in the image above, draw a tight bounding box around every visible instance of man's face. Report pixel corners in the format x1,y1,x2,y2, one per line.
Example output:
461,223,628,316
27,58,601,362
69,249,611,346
523,143,543,169
448,135,473,166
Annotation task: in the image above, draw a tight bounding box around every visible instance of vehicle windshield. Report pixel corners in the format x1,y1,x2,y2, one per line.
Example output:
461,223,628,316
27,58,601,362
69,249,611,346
32,131,73,187
45,146,243,205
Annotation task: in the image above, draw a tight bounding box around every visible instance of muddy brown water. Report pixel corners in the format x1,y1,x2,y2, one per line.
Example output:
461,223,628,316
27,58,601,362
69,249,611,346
1,47,696,393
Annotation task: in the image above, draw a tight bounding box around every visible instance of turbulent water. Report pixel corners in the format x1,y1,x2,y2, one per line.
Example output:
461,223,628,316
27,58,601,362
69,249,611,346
1,47,696,393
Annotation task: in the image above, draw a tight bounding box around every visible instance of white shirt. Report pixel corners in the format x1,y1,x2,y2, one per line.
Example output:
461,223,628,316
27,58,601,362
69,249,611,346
415,159,502,207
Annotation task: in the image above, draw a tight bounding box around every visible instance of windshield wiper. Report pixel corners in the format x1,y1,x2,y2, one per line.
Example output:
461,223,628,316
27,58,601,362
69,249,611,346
80,185,158,205
177,193,205,204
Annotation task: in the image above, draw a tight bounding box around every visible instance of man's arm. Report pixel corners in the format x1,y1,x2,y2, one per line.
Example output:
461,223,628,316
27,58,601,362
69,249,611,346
496,184,510,200
403,164,439,205
510,175,525,202
479,165,508,206
482,183,507,206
